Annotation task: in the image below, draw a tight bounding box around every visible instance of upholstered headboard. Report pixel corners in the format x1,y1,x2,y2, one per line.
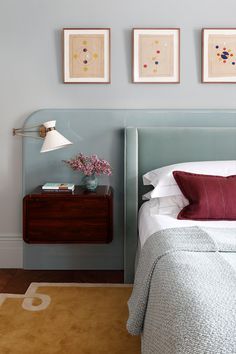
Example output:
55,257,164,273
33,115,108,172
124,126,236,282
22,109,236,280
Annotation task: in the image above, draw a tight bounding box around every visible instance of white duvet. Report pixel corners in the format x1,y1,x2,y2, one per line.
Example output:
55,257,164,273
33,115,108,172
139,201,236,271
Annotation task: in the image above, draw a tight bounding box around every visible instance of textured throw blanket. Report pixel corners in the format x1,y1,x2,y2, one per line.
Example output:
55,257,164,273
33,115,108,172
127,227,236,354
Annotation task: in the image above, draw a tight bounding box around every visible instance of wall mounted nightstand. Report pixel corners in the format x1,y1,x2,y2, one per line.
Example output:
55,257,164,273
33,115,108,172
23,186,113,244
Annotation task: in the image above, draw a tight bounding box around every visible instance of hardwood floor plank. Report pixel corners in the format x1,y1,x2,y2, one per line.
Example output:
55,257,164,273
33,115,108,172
0,269,124,294
73,270,124,283
0,269,18,292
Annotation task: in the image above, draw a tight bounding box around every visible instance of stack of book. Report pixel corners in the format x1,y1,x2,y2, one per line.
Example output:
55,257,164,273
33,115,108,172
42,183,75,192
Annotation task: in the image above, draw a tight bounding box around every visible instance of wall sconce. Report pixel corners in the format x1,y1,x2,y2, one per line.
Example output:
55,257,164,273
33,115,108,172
13,120,73,153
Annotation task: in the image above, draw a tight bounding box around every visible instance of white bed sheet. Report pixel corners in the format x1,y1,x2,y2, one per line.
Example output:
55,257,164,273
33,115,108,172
139,201,236,271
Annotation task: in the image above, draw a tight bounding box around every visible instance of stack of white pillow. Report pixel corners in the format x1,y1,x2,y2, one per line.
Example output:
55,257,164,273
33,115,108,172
142,160,236,215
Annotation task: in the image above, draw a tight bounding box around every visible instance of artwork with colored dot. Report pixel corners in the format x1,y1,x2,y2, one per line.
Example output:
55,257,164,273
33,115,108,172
208,34,236,78
69,35,104,78
139,34,174,78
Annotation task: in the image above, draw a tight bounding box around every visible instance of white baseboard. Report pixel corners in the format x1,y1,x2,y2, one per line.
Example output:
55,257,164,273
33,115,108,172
0,236,23,268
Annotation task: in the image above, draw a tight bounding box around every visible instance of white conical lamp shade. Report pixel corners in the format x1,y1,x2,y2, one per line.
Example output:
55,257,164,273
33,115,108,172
40,120,73,153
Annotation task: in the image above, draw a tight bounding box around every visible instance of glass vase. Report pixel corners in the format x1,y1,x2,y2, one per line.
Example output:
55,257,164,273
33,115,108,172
83,174,98,191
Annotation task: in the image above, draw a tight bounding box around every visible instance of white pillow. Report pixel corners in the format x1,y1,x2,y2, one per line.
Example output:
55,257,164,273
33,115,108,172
143,160,236,198
146,195,189,215
142,191,153,201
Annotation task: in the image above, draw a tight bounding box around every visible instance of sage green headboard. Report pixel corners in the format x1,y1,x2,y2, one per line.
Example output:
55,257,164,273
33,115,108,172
22,109,236,279
124,126,236,283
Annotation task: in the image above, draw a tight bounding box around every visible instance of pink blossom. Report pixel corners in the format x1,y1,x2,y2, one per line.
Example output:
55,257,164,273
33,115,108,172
63,153,112,176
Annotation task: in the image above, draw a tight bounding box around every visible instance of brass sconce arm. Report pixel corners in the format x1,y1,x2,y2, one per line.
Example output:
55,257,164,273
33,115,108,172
12,125,47,139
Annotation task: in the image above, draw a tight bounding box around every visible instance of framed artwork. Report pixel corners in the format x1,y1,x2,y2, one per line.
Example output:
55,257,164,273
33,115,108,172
132,28,180,83
63,28,110,83
202,28,236,83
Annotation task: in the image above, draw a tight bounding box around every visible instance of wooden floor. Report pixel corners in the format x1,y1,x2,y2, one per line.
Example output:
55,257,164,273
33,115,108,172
0,269,124,294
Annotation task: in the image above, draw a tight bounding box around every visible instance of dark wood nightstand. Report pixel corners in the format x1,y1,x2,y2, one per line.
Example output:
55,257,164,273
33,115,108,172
23,186,113,244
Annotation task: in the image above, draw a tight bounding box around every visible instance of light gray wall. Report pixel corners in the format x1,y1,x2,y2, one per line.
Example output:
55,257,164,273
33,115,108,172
1,0,236,253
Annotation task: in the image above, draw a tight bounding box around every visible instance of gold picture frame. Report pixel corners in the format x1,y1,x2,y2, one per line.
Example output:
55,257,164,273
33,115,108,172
63,28,110,84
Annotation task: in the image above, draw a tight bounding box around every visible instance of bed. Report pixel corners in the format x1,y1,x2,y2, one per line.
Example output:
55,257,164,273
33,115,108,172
124,127,236,353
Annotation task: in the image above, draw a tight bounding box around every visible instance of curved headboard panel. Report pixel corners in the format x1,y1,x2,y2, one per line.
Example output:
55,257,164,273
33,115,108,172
22,109,236,280
124,126,236,283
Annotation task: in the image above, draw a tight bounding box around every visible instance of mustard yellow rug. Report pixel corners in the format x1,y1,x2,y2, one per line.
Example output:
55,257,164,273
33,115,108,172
0,283,140,354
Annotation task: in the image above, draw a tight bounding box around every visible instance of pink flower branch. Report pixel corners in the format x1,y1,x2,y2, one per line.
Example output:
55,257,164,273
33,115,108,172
63,153,112,177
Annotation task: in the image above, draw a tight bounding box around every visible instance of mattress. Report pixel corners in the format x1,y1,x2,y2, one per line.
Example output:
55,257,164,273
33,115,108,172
139,201,236,271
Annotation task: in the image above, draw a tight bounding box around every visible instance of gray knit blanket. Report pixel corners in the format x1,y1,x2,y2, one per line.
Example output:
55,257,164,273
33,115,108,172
127,227,236,354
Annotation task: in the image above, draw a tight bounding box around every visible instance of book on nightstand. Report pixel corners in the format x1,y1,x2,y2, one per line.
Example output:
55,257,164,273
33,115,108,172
42,183,75,192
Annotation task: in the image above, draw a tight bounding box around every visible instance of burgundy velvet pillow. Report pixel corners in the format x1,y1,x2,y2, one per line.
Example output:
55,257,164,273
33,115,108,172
173,171,236,220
